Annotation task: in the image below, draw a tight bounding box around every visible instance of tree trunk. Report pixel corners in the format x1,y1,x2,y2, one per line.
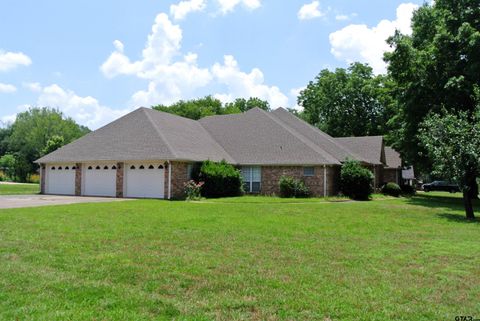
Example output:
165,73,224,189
463,191,475,220
467,177,479,200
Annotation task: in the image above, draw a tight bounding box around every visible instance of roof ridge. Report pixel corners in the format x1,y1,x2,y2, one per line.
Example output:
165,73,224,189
271,108,370,163
259,109,340,164
141,108,178,159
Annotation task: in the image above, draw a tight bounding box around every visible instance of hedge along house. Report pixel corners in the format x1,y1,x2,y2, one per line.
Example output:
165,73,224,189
37,107,384,199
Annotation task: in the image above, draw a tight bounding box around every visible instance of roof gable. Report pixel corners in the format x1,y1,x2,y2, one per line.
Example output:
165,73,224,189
384,147,402,168
334,136,384,165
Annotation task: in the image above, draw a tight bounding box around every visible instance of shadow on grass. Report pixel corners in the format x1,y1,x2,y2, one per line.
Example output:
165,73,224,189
436,213,480,224
405,193,477,211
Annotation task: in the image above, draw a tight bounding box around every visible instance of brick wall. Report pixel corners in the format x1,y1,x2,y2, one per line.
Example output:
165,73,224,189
366,165,384,189
260,165,340,197
75,163,82,196
116,162,124,198
164,161,190,199
383,168,401,185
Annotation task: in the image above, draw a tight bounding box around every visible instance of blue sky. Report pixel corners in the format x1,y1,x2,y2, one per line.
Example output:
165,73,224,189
0,0,424,129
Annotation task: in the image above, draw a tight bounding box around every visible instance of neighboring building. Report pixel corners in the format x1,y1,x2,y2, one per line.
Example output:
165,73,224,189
334,136,386,188
36,107,399,199
402,166,416,186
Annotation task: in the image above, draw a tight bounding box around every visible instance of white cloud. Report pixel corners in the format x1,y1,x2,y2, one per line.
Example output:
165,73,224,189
0,50,32,72
216,0,261,14
289,86,306,111
298,1,325,20
170,0,206,20
101,10,287,109
212,55,289,108
329,2,418,74
14,83,131,129
0,83,17,93
23,82,42,92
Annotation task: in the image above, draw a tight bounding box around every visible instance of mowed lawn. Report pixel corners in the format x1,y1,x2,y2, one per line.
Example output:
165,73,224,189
0,183,39,195
0,194,478,320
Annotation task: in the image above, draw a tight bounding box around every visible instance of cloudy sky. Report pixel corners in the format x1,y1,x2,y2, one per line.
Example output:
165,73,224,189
0,0,423,129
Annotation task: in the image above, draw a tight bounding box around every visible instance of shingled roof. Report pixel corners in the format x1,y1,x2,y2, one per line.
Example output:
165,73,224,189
334,136,385,165
199,108,341,165
384,147,402,169
37,107,383,166
36,107,233,163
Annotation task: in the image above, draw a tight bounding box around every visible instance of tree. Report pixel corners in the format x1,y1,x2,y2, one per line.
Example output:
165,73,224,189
419,106,480,220
225,97,270,113
152,96,270,120
6,107,90,181
42,135,65,156
0,154,15,180
385,0,480,183
298,62,395,137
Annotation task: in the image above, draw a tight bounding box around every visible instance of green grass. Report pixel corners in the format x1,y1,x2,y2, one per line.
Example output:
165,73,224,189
0,183,39,195
0,193,478,320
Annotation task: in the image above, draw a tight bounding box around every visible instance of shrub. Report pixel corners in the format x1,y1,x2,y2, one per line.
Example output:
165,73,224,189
400,184,416,196
382,182,402,197
199,160,243,198
279,176,311,198
340,159,374,200
184,180,204,200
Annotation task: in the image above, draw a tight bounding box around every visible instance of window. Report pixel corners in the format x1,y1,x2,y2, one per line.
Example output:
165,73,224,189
51,166,56,170
103,165,109,170
148,165,154,169
303,167,315,177
130,165,136,170
111,165,117,170
242,166,261,193
88,166,93,170
187,164,193,180
72,166,76,170
95,166,101,170
65,166,69,170
58,166,63,170
158,165,164,169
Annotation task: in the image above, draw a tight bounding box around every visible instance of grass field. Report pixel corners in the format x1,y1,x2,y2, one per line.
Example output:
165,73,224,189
0,183,39,195
0,193,478,320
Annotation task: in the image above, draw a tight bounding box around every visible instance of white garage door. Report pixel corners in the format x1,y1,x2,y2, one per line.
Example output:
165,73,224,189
46,164,76,195
83,164,117,197
125,163,165,198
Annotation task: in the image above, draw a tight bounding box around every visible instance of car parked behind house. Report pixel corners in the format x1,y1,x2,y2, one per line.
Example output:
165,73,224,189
422,181,460,193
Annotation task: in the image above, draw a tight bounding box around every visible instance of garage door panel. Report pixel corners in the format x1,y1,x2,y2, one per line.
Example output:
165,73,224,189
84,164,116,197
126,163,164,198
46,164,76,195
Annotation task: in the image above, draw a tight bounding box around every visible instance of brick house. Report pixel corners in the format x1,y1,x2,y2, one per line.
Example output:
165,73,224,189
36,107,401,199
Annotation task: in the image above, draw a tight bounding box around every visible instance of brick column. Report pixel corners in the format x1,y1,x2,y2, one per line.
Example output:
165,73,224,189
74,163,82,196
40,164,46,194
116,162,124,198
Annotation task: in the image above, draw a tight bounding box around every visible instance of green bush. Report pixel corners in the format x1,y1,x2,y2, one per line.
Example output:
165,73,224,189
400,184,416,196
382,182,402,197
279,176,311,198
340,159,374,200
199,160,243,198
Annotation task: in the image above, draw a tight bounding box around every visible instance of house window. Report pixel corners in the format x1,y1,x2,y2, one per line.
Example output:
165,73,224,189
303,167,315,177
242,166,261,193
187,164,193,180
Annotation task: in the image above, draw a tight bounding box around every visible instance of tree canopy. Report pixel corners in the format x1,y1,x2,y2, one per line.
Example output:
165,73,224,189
2,107,90,181
419,104,480,219
298,62,395,137
152,96,270,120
385,0,480,173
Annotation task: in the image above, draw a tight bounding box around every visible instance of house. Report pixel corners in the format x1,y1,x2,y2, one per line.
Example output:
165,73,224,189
36,107,400,199
384,147,403,185
334,136,386,188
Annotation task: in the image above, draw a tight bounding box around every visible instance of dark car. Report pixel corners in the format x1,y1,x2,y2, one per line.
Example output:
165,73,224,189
422,181,460,193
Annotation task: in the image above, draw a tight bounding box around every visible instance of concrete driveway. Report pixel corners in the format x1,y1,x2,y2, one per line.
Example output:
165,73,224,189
0,194,130,209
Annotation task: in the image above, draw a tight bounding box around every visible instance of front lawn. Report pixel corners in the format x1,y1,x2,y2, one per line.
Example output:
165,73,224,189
0,193,478,320
0,183,39,195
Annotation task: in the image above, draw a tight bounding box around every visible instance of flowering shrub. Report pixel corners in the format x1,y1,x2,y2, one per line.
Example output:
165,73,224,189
184,180,204,200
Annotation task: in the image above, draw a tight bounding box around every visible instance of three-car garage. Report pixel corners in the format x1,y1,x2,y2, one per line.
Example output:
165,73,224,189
43,162,166,199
